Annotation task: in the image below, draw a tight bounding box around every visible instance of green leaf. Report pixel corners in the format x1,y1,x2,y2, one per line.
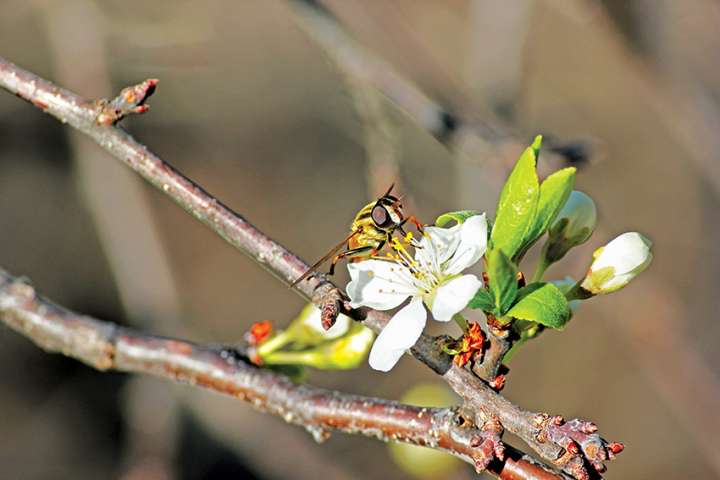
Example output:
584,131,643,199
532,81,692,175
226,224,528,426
490,135,541,259
507,282,571,329
487,249,518,315
518,167,576,258
435,210,483,227
468,288,494,312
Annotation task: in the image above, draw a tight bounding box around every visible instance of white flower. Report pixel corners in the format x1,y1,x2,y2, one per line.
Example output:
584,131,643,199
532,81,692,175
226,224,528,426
347,214,487,371
581,232,652,294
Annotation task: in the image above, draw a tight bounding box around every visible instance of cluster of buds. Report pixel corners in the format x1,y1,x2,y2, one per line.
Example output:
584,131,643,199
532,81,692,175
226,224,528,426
446,322,485,367
96,78,158,125
246,304,374,370
539,190,652,299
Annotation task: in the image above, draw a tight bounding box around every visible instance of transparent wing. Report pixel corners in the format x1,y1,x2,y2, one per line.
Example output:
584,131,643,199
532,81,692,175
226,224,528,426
290,229,361,287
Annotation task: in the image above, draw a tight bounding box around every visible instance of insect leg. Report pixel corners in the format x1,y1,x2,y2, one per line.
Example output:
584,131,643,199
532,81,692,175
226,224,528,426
405,215,425,233
329,246,375,275
397,219,423,248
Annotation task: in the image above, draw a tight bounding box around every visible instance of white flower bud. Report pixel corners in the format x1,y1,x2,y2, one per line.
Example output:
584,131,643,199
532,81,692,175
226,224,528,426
544,191,597,263
581,232,652,294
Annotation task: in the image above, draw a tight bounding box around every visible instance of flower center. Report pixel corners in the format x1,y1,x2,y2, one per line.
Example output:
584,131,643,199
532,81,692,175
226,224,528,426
388,236,442,294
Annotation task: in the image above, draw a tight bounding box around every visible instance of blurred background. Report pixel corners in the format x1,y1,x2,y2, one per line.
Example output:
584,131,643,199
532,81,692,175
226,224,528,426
1,1,719,478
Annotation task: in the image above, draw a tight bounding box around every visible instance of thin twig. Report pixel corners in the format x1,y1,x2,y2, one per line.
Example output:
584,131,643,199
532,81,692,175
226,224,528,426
0,268,563,480
0,56,620,478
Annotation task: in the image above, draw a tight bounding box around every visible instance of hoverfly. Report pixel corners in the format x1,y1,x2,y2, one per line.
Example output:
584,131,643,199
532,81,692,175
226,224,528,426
291,184,421,287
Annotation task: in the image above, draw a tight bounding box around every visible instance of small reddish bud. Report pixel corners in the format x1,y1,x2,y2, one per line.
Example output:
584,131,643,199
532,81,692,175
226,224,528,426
453,350,473,367
248,320,273,346
452,322,486,368
482,272,489,284
494,442,505,460
582,422,598,433
566,441,580,454
31,99,48,110
489,374,506,391
608,442,624,454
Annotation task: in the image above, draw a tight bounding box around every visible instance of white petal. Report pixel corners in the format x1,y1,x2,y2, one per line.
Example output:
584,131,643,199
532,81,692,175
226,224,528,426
592,232,652,275
347,260,416,310
444,214,488,275
368,298,427,372
429,274,482,321
416,224,461,271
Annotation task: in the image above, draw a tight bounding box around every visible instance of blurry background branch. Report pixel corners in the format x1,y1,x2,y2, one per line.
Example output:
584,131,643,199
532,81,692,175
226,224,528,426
0,57,620,478
284,0,587,203
41,2,183,477
0,268,567,480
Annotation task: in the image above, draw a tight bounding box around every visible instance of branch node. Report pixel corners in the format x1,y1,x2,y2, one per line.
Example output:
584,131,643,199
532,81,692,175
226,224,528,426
95,78,158,126
536,415,622,478
7,276,37,302
307,426,332,444
469,413,505,472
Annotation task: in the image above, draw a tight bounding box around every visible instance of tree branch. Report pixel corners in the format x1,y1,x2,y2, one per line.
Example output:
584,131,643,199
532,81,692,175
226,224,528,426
0,56,620,478
0,268,564,479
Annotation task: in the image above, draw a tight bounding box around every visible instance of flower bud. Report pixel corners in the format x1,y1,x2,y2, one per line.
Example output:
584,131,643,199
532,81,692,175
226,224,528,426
543,191,597,263
581,232,652,294
255,304,352,360
263,323,375,370
306,324,375,369
286,304,352,346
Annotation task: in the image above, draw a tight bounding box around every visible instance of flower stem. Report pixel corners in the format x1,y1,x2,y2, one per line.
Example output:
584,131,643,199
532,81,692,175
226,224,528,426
262,349,319,367
452,313,468,332
565,281,594,301
256,329,294,358
531,255,551,282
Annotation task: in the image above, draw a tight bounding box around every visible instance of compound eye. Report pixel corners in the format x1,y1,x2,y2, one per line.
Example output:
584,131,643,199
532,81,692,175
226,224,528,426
371,205,390,227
